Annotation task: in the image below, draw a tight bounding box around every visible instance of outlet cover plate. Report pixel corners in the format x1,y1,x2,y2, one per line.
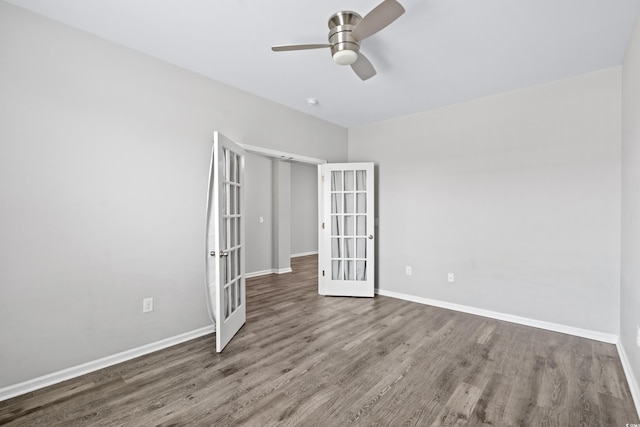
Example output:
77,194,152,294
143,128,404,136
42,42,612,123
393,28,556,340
143,297,153,313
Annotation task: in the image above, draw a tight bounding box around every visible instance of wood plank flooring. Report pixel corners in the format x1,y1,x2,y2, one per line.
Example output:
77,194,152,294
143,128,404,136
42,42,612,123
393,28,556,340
1,255,638,426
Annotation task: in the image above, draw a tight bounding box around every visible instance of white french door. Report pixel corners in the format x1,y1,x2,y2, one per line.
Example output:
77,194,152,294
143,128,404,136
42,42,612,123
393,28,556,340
205,131,246,352
318,163,375,297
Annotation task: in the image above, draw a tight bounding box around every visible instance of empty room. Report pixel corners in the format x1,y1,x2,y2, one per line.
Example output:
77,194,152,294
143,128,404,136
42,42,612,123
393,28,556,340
1,0,640,425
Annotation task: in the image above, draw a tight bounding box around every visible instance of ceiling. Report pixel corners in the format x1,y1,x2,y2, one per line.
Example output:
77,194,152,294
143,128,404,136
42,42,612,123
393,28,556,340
5,0,640,128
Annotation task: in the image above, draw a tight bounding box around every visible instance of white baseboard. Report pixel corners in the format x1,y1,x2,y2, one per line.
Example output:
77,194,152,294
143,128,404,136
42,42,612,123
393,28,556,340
246,267,293,279
617,339,640,417
0,325,215,402
291,251,318,258
245,269,277,278
375,289,618,344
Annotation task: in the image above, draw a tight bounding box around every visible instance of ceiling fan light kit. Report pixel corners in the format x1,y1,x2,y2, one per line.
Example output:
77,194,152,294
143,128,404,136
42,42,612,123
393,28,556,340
329,11,361,65
271,0,405,81
333,50,358,65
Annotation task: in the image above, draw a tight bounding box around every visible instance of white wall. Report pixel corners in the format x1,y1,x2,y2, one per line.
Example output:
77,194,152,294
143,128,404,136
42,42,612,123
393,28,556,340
621,13,640,409
291,162,318,256
349,68,621,335
0,2,347,388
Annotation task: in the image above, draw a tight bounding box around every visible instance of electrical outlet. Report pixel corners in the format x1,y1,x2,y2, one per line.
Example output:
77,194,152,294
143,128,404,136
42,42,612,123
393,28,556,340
143,297,153,313
448,273,454,283
259,216,264,223
405,266,412,276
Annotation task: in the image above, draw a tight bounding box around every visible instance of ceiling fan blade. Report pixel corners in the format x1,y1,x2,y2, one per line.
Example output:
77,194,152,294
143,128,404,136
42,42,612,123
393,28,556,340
351,52,377,81
271,44,330,52
351,0,405,41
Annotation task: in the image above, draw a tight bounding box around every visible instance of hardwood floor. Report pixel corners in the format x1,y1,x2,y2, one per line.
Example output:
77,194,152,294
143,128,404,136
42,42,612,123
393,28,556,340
1,255,638,426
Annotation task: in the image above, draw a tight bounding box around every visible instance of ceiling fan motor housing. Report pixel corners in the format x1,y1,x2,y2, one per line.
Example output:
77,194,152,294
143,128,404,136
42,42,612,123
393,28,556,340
328,11,361,64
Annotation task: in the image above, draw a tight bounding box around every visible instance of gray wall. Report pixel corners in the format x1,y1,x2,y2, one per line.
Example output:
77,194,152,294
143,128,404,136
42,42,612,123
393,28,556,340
0,2,347,388
244,153,273,274
622,13,640,403
291,162,318,256
349,68,621,334
272,160,291,271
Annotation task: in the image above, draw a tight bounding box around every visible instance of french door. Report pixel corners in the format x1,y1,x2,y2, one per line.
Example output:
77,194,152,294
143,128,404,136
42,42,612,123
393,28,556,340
318,163,375,297
205,131,246,352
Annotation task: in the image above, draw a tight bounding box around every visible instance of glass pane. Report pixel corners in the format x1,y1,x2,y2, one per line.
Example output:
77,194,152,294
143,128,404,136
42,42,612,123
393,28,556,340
356,238,366,258
344,216,354,236
236,281,242,308
356,193,366,214
344,171,354,191
235,217,240,247
331,193,342,214
229,152,236,183
331,238,342,258
331,171,342,191
345,260,354,280
236,248,242,277
344,194,354,214
222,182,228,216
356,261,367,281
234,154,240,183
230,218,236,247
231,281,237,312
230,184,236,215
221,218,228,250
345,238,354,258
222,149,228,182
222,254,228,283
356,170,366,191
356,216,366,236
332,260,342,280
230,250,236,279
224,286,230,320
331,215,341,236
235,185,241,215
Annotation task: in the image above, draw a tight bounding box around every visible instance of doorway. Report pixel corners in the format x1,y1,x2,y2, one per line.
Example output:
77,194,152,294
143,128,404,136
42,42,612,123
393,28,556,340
241,144,326,278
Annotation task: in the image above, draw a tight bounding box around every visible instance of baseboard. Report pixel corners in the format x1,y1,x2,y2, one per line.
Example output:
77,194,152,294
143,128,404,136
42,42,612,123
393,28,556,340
246,267,293,278
291,251,318,258
245,269,277,278
375,289,618,344
0,325,215,402
617,339,640,417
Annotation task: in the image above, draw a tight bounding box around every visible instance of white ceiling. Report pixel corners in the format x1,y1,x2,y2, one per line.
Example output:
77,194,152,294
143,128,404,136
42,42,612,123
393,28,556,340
6,0,640,128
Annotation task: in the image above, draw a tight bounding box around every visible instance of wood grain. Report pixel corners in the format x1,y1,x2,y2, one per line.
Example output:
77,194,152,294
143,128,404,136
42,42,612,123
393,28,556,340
1,255,638,426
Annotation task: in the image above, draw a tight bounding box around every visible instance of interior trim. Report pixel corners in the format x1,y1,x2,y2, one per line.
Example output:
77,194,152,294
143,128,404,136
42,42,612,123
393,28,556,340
291,251,318,258
239,143,327,165
245,267,293,278
0,325,215,402
617,339,640,417
375,288,618,344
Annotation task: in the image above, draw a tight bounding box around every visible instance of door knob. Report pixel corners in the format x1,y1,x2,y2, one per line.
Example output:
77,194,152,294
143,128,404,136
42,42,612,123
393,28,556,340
368,235,374,240
210,251,229,257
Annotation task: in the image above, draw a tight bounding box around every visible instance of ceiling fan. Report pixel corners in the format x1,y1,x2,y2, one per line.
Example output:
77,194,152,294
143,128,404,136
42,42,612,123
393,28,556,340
271,0,406,81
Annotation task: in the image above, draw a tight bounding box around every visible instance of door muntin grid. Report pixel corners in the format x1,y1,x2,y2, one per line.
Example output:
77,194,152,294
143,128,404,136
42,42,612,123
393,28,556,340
330,169,368,281
221,148,243,321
